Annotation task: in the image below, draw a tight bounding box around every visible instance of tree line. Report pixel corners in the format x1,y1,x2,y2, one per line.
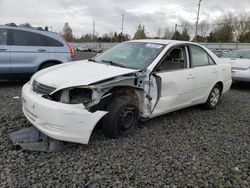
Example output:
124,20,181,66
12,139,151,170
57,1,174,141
16,11,250,43
62,23,130,43
132,12,250,43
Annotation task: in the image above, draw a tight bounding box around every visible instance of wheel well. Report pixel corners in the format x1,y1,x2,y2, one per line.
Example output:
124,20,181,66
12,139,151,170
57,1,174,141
38,60,62,70
110,86,141,109
216,81,223,92
89,86,142,113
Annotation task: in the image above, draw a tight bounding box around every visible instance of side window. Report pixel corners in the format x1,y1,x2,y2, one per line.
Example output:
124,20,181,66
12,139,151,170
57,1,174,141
43,36,63,47
0,29,7,45
189,45,214,67
208,56,215,65
11,30,46,46
156,46,187,71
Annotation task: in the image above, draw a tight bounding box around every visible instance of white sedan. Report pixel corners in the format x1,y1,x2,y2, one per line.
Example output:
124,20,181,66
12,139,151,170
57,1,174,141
221,49,250,82
21,40,232,144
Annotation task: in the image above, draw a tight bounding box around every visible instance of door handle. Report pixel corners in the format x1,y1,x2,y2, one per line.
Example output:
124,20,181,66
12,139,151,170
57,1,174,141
37,49,47,52
0,48,7,51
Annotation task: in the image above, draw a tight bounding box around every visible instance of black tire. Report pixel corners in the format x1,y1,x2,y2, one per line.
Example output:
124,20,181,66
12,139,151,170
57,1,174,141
102,96,139,139
39,62,57,70
204,84,222,110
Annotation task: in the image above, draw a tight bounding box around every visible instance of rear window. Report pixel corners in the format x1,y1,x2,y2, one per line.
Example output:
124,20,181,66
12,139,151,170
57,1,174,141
10,29,63,47
43,36,63,47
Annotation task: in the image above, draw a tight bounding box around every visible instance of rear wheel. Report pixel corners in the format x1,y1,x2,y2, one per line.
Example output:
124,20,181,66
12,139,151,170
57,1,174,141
204,84,222,109
102,96,139,138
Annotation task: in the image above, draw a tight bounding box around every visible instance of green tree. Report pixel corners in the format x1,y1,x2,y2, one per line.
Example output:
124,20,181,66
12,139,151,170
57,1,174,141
133,24,147,39
172,30,181,40
113,32,119,42
62,22,73,42
44,26,49,31
180,29,190,41
206,32,217,42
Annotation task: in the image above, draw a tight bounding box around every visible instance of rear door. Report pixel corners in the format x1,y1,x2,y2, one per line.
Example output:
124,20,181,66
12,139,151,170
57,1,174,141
188,45,218,103
9,29,48,74
0,28,11,74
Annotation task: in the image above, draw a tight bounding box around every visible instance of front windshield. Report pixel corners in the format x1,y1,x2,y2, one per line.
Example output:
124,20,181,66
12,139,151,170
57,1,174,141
222,50,250,59
94,42,166,69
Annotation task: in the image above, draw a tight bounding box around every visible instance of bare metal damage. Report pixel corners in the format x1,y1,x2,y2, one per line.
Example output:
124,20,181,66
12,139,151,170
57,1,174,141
75,70,161,119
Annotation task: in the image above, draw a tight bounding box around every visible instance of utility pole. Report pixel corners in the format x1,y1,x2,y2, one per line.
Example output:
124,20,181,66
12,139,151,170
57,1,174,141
121,14,125,42
195,0,202,42
93,20,95,41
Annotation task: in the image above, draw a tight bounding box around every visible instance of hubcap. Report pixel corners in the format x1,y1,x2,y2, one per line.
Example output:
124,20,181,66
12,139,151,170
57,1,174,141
118,107,136,134
210,87,220,106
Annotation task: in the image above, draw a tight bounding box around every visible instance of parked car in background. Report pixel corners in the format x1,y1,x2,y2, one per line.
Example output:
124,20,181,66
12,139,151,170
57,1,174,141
21,40,232,145
75,46,89,52
0,25,74,78
92,48,103,53
211,49,229,58
221,49,250,82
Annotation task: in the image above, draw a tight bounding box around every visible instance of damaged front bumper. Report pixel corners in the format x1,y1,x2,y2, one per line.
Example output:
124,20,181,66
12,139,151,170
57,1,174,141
21,83,107,144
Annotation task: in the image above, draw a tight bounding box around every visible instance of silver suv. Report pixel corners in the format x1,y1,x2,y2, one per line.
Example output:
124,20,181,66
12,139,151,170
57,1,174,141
0,25,74,78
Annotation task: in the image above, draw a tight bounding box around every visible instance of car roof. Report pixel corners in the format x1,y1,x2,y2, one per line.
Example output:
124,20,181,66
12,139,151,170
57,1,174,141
128,39,197,45
0,25,65,44
0,25,59,37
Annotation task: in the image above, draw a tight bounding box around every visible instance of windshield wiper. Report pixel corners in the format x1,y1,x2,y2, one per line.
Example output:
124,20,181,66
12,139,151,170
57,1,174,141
101,60,126,68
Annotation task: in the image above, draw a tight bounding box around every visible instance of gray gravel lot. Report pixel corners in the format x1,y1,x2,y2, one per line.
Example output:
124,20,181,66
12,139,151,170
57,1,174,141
0,53,249,187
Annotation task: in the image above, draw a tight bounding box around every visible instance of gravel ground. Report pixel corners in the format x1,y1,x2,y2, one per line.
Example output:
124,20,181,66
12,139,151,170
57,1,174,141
0,56,249,187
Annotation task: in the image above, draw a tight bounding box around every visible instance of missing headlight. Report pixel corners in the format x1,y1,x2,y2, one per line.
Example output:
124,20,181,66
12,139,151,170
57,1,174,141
69,88,93,104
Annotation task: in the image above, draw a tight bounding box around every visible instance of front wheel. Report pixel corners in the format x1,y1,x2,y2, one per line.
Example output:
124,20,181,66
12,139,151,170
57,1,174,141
204,84,222,109
102,96,139,139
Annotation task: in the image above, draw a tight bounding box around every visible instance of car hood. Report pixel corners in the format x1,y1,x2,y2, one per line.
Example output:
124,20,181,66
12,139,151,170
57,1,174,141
33,60,139,90
220,58,250,68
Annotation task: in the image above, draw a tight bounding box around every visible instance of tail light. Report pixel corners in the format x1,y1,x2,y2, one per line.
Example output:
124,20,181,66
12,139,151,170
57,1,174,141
64,39,74,61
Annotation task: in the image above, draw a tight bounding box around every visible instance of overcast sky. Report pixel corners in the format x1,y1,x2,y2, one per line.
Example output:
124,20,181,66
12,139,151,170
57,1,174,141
0,0,250,37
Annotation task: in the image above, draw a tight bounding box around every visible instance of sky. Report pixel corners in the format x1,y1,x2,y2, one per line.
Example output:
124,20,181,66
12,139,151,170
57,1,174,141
0,0,250,38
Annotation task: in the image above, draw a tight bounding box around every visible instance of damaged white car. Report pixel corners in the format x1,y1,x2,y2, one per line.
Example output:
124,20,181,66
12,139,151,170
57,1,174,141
20,40,232,145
